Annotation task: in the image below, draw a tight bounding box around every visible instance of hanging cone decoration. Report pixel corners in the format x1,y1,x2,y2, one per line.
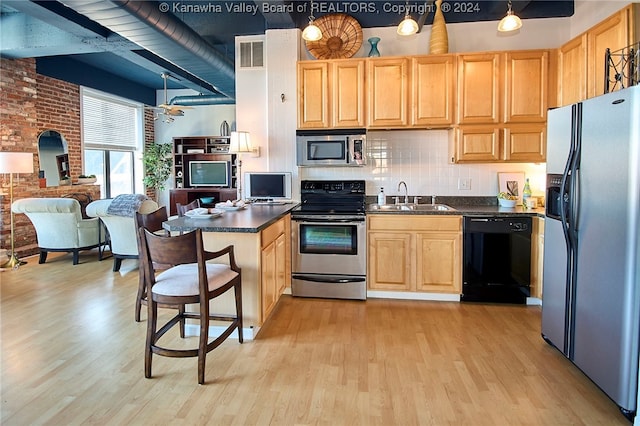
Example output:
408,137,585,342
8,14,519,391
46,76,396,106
429,0,449,54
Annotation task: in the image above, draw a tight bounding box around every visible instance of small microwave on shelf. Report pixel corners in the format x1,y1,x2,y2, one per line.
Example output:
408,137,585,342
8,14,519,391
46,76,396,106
296,129,366,167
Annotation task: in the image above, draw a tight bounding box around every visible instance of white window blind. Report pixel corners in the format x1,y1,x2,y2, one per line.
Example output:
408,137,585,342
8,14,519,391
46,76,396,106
81,87,142,151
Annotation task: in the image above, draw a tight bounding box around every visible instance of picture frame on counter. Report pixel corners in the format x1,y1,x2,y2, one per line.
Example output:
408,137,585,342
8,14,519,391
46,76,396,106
498,172,525,205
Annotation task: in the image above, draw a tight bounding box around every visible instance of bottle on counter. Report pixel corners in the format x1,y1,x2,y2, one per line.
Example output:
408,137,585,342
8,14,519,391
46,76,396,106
523,178,532,208
377,187,386,205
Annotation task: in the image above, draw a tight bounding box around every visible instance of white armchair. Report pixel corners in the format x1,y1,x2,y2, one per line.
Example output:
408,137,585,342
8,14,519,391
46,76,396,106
86,197,159,272
12,198,106,265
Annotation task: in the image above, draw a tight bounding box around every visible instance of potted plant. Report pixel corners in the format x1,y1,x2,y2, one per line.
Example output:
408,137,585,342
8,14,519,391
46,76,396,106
78,174,97,184
142,142,173,202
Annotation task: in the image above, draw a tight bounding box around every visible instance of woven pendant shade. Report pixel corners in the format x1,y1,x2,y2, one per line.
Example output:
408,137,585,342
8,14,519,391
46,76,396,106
429,0,449,54
305,13,363,59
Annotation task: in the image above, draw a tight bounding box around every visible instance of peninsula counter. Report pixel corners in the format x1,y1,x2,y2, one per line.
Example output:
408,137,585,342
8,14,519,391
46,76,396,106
162,203,297,337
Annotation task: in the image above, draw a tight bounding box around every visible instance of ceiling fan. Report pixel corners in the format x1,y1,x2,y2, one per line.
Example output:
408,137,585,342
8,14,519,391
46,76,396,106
147,72,193,122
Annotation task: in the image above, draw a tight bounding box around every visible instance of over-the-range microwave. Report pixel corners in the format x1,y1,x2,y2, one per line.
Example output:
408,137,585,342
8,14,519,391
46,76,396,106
296,129,366,167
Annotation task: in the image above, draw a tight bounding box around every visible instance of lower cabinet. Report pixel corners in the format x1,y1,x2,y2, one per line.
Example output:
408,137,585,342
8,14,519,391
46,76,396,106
368,215,462,294
530,216,545,300
260,216,290,321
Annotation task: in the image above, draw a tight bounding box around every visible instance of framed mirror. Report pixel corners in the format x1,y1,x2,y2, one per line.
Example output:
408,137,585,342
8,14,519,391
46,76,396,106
37,130,68,186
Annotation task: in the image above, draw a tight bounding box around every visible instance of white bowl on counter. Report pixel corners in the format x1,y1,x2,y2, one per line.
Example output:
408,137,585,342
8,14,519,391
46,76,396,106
498,198,517,208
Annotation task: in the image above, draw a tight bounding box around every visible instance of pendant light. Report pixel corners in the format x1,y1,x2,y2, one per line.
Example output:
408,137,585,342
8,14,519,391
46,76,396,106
302,1,322,41
397,1,418,36
498,0,522,32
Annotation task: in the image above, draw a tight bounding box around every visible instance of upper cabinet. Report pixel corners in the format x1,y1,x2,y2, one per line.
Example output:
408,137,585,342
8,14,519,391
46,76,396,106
557,35,588,107
297,61,329,128
366,57,409,128
297,59,365,129
332,60,366,128
454,49,550,163
556,4,638,107
457,53,501,124
411,55,456,127
587,4,636,99
504,50,549,123
297,55,456,130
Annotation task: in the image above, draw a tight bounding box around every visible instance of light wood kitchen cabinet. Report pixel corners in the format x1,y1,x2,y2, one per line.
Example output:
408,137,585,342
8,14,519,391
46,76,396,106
455,123,545,163
557,35,588,107
457,53,501,124
557,4,637,106
368,231,413,291
297,59,365,129
454,126,501,162
367,57,409,128
504,50,549,123
368,215,462,294
587,4,637,99
260,216,289,322
411,55,456,127
454,50,550,163
332,60,365,128
530,217,545,300
297,61,329,128
503,124,546,162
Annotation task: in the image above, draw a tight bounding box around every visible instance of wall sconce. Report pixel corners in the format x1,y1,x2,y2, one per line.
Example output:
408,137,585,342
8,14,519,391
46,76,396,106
498,0,522,32
0,152,34,269
229,131,259,200
302,1,322,41
397,1,418,36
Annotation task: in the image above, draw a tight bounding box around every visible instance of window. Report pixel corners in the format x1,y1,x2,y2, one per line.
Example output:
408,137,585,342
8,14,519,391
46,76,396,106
81,87,143,198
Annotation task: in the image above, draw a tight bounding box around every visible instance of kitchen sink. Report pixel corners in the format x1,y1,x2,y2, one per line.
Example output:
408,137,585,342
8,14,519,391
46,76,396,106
369,203,456,212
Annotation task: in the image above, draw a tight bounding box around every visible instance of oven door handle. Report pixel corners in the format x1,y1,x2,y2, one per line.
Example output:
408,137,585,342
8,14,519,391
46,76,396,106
292,218,364,223
292,274,366,284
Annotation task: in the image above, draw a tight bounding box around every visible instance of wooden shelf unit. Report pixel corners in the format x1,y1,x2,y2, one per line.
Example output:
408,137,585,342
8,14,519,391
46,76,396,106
173,136,236,189
170,136,237,215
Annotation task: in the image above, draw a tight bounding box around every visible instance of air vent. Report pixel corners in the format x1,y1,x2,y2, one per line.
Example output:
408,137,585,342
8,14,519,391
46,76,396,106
239,41,264,68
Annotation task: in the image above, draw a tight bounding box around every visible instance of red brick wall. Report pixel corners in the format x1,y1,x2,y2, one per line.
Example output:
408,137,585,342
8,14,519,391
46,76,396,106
1,57,154,259
1,58,39,259
36,74,83,177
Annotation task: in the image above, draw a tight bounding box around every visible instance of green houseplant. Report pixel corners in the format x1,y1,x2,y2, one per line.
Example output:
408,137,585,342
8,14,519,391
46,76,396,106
142,142,173,202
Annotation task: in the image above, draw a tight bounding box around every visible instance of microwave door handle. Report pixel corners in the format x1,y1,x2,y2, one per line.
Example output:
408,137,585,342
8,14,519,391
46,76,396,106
346,137,354,164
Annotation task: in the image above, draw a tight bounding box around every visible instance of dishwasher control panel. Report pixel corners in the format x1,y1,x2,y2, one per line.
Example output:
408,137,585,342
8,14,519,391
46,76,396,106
464,216,532,234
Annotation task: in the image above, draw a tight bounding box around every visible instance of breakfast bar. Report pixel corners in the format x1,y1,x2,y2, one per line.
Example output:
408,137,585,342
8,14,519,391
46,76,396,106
162,203,296,336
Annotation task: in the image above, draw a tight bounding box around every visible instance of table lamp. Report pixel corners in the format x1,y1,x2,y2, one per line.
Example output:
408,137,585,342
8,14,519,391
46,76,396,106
0,152,34,270
229,131,259,201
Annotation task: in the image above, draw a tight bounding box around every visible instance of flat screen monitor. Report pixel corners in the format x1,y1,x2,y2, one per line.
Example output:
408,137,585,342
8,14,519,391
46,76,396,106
188,160,229,187
244,172,292,202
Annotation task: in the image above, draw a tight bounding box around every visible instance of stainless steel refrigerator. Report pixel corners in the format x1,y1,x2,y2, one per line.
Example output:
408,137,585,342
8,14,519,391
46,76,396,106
542,85,640,421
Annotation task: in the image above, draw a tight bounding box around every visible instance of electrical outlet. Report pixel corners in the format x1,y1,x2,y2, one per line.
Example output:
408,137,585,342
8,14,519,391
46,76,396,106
458,178,471,190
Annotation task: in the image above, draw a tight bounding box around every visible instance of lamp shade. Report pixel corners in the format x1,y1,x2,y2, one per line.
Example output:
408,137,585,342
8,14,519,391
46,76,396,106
397,16,418,36
0,152,34,174
229,131,252,153
302,20,322,41
498,11,522,32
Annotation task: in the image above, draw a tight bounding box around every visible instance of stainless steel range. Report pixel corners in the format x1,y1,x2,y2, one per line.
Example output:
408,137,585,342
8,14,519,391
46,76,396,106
290,180,366,300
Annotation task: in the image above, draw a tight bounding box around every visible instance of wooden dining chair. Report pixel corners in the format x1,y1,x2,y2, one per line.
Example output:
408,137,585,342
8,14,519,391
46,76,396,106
176,199,200,217
134,207,169,322
137,227,243,384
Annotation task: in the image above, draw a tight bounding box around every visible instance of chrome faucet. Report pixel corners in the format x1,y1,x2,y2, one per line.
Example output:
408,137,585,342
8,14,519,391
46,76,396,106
397,181,409,204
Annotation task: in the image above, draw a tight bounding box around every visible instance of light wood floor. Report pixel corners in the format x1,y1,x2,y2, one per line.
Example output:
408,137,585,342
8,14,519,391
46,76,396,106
1,251,630,425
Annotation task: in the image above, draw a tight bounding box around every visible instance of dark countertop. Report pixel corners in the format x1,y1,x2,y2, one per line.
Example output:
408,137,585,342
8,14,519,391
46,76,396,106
366,196,546,217
162,203,298,233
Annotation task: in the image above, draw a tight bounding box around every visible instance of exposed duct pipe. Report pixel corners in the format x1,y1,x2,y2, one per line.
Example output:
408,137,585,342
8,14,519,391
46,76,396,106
60,0,236,99
169,94,235,106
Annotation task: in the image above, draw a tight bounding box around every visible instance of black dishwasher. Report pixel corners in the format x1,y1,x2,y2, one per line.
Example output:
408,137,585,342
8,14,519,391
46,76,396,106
462,216,532,304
